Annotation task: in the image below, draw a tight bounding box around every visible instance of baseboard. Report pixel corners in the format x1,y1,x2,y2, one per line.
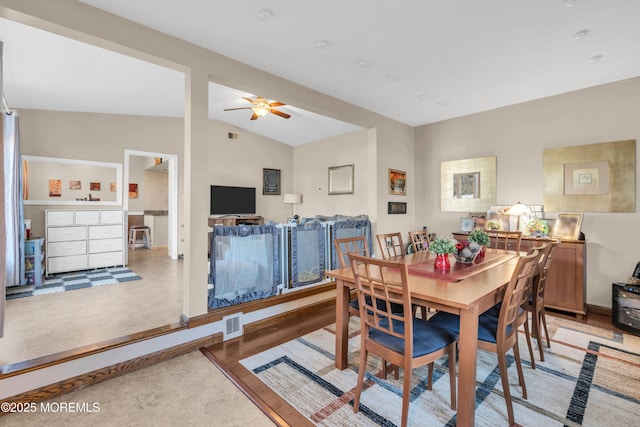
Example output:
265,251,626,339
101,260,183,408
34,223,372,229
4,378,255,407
586,304,612,317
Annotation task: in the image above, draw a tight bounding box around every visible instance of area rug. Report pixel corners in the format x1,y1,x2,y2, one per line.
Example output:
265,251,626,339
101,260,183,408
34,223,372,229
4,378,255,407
6,267,142,300
240,316,640,426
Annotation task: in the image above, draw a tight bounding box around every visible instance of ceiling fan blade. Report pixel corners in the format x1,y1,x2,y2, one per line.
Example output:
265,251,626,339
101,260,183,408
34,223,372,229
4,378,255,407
269,101,285,107
223,107,252,111
270,109,291,119
242,97,256,104
250,112,259,120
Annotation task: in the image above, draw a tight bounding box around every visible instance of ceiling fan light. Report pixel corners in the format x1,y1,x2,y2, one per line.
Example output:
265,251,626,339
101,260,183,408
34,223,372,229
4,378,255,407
252,103,270,116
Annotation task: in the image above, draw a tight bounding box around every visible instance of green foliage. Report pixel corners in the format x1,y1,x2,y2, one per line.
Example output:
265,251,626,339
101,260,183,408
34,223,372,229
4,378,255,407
429,237,457,255
468,229,490,246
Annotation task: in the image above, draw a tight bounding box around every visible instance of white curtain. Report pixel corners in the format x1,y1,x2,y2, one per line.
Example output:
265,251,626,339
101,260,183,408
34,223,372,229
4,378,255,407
3,111,23,291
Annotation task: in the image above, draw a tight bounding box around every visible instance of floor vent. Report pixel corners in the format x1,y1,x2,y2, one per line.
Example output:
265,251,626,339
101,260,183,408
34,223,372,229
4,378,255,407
222,313,243,341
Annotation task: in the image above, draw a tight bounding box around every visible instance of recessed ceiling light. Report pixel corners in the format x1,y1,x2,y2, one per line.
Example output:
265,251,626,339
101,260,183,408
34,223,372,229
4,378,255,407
356,60,371,68
564,0,580,7
589,55,603,64
386,75,399,82
437,101,447,107
418,95,428,101
574,29,589,40
314,40,329,50
256,9,272,21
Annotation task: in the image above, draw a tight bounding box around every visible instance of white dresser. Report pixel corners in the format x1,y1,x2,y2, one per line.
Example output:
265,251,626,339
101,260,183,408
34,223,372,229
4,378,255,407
46,209,125,275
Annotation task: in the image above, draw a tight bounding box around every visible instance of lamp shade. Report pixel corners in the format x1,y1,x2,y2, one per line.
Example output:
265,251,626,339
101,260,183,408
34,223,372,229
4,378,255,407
508,202,530,216
283,193,302,204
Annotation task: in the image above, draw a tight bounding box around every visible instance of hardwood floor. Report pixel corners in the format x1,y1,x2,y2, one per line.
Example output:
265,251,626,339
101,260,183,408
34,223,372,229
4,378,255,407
202,304,624,427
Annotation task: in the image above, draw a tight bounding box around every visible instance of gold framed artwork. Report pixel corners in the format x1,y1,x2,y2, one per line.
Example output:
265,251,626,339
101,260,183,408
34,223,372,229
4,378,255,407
110,182,117,192
49,179,62,197
552,213,583,240
441,156,496,212
129,183,138,199
388,169,406,195
543,140,635,212
90,182,101,191
69,180,81,190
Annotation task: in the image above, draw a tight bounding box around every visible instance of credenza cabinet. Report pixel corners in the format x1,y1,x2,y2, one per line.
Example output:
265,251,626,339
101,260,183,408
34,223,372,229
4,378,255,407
46,209,125,275
453,233,586,318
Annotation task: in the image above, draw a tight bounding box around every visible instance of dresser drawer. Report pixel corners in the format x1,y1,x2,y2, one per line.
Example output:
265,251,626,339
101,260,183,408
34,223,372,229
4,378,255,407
89,251,123,268
47,210,74,226
89,238,123,253
89,225,122,239
100,210,123,224
47,226,87,242
48,240,87,257
48,254,87,273
75,210,100,225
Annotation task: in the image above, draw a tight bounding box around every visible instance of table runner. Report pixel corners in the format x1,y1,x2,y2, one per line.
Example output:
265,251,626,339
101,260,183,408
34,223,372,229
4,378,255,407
407,252,516,282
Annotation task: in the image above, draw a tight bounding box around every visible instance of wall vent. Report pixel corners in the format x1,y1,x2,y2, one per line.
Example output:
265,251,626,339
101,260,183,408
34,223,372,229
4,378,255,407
227,132,239,140
222,313,243,340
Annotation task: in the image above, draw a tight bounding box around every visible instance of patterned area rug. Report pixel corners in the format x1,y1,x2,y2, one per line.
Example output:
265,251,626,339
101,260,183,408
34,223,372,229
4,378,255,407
6,267,142,300
240,315,640,426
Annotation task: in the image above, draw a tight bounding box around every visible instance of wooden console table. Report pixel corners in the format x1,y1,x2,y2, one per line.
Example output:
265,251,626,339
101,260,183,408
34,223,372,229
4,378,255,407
453,232,586,318
208,215,264,227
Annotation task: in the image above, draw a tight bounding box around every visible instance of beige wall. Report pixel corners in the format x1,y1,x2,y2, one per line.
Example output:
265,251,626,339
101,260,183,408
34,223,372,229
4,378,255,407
415,77,640,308
143,171,169,211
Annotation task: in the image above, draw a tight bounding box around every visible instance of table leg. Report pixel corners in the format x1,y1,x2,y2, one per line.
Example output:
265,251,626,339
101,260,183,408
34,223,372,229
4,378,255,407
457,306,480,427
335,278,350,370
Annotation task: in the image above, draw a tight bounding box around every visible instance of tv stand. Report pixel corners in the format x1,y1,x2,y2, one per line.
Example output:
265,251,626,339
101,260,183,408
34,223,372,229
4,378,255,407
208,215,264,227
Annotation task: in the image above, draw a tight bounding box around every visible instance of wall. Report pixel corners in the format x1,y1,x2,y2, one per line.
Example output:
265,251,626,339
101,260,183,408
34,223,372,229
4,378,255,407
143,170,169,211
415,77,640,308
293,129,369,219
128,155,148,213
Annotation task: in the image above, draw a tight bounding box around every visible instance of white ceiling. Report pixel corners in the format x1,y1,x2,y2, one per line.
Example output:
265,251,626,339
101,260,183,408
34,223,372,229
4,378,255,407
2,1,640,146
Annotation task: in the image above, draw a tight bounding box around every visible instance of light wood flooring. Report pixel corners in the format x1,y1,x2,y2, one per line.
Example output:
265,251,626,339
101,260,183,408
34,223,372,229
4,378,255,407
1,248,183,367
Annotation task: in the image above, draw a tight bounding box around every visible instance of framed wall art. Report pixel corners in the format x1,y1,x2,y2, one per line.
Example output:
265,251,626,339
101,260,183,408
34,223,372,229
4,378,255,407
49,179,62,197
69,180,81,190
388,201,407,214
263,168,281,195
543,140,635,212
129,183,139,199
441,156,496,212
388,169,407,195
90,182,101,191
328,164,354,195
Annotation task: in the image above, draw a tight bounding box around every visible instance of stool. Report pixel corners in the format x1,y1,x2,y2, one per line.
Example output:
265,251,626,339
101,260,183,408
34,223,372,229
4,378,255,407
129,225,151,249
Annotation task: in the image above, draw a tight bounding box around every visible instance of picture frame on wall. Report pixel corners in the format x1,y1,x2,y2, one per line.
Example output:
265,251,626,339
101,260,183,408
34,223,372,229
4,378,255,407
388,201,407,214
263,168,281,195
389,169,407,195
552,213,583,240
328,164,354,195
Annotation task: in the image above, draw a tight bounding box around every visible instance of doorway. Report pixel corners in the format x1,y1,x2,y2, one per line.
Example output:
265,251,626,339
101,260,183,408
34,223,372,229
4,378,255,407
124,149,179,260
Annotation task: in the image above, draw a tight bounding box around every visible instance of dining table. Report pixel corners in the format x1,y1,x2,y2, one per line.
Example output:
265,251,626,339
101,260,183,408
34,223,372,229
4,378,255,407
325,249,520,427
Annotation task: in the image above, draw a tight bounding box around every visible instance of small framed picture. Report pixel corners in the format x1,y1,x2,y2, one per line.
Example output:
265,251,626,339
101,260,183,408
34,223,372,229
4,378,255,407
552,213,583,240
263,168,281,195
389,169,407,195
460,217,474,232
90,182,101,191
388,201,407,214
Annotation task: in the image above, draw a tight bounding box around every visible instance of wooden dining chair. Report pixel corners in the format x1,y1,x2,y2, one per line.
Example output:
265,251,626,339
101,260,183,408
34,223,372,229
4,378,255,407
528,239,561,361
487,230,522,252
408,230,430,253
377,232,405,259
429,249,541,426
334,236,370,318
348,253,457,427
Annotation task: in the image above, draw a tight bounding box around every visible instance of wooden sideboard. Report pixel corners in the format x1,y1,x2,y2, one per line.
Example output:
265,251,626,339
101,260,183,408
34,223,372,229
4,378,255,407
208,215,264,227
453,232,586,318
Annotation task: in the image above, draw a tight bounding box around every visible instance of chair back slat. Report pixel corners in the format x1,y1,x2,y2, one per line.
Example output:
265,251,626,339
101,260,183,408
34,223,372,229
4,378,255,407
408,230,430,253
334,236,369,269
487,230,522,252
349,253,410,342
497,250,541,340
376,232,404,259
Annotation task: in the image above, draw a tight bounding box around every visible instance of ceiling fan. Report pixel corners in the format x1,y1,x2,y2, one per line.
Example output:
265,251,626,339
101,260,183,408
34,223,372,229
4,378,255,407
224,96,291,120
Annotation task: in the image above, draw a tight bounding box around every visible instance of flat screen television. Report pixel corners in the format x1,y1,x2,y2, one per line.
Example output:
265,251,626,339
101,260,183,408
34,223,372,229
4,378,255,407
210,185,256,215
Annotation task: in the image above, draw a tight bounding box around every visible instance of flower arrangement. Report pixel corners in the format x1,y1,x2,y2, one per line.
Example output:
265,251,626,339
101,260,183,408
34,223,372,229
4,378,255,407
468,229,490,246
429,237,457,255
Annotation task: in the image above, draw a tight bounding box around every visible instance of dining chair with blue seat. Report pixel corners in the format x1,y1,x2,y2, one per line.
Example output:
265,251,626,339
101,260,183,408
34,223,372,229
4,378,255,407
349,253,457,427
429,249,541,427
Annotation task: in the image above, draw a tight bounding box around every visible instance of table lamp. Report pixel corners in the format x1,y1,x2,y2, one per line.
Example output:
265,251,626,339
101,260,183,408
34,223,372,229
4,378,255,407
508,201,530,231
284,193,302,222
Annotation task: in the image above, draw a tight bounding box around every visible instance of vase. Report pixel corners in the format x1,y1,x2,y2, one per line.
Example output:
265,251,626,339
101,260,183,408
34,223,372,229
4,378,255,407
434,253,451,271
477,246,486,259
